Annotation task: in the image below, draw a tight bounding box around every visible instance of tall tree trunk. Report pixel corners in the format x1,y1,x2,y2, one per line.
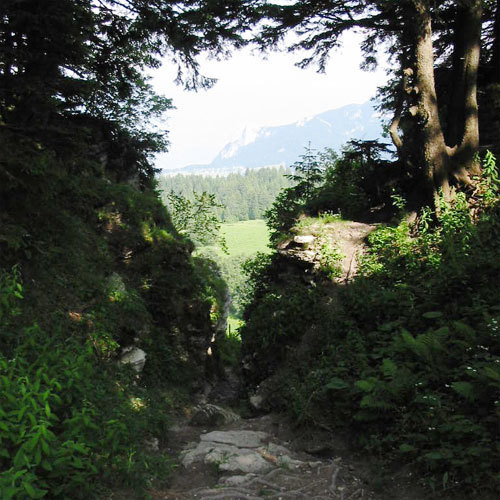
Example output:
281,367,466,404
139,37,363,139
446,4,468,147
453,0,482,179
410,0,452,204
398,0,482,206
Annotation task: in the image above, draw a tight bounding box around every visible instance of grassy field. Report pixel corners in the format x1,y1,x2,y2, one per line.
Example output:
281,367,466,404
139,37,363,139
200,219,271,257
199,219,271,333
221,219,271,256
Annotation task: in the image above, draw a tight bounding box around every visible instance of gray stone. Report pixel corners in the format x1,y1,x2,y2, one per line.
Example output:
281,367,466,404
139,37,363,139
216,448,274,474
200,430,268,449
143,437,159,452
189,404,240,427
119,346,146,372
181,441,234,467
294,235,315,245
182,439,274,474
249,393,264,411
267,442,292,457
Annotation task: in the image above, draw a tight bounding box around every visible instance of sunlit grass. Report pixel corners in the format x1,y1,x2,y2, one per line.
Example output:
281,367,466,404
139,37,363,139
202,219,271,257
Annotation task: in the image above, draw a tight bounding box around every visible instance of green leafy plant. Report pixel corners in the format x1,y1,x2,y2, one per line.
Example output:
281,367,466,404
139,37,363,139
242,155,500,496
167,190,228,252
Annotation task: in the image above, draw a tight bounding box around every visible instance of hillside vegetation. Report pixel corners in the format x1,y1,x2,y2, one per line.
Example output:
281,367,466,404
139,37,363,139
240,146,500,497
2,1,500,498
0,1,234,497
159,167,292,222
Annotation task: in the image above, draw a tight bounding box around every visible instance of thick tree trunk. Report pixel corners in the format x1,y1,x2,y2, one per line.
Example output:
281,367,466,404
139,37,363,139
410,0,452,204
396,0,482,206
453,0,482,179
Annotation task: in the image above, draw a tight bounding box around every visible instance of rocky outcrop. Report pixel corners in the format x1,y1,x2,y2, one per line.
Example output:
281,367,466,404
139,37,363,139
277,220,377,283
241,219,378,407
169,415,387,500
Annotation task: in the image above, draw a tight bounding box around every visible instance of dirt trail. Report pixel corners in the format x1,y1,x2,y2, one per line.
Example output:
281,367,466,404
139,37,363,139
153,404,426,500
162,412,376,500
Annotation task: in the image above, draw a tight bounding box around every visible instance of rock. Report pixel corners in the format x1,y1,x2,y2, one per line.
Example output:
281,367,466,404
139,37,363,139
200,430,268,449
293,235,315,245
277,237,293,250
209,448,273,474
247,377,283,413
275,453,304,469
181,439,273,474
189,404,240,427
215,288,232,336
119,346,146,372
143,437,159,452
256,443,305,469
267,442,292,457
181,441,228,467
249,393,264,411
302,249,317,261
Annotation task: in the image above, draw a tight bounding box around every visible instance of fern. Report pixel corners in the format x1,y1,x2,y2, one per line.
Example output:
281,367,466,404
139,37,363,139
451,381,475,401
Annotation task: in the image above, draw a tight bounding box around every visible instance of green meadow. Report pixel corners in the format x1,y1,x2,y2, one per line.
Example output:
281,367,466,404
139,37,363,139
198,219,271,334
200,219,271,257
221,219,271,256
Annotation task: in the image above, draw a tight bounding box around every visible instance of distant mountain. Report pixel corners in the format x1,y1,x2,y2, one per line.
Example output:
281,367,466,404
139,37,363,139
165,102,386,176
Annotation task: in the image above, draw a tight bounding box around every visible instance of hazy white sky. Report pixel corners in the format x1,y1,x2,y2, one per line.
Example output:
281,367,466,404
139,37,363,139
152,32,387,170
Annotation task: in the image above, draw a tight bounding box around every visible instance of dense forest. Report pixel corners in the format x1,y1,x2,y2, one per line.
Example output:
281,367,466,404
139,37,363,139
159,167,292,222
1,0,499,498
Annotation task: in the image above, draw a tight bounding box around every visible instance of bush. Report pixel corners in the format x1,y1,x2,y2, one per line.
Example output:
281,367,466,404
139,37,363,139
242,154,500,496
265,142,401,243
0,273,173,499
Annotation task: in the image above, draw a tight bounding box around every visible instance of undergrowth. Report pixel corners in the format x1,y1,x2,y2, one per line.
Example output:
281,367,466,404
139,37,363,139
241,151,500,497
0,273,175,499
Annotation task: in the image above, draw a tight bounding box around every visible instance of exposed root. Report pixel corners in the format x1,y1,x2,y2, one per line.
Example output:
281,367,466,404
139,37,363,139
329,463,341,494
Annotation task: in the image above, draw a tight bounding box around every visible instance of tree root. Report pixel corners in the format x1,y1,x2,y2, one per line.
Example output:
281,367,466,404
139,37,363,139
192,488,261,499
329,464,341,494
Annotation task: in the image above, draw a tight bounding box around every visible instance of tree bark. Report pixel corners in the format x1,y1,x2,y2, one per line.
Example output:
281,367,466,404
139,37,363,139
492,0,500,83
446,4,468,147
397,0,482,206
410,0,452,204
453,0,482,179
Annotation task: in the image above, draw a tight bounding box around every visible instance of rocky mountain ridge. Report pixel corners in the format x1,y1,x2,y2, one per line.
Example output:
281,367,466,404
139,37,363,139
164,102,385,176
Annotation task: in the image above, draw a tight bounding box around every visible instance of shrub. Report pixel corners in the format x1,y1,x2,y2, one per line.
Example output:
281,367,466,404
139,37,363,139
0,272,173,498
242,154,500,496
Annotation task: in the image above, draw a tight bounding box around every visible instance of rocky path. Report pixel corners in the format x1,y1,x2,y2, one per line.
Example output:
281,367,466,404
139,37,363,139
162,407,380,500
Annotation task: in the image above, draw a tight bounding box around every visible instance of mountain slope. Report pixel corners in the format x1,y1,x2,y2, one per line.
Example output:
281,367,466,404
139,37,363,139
174,102,385,175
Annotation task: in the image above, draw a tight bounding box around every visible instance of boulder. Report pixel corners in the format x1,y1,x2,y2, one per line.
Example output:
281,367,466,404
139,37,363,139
208,447,273,474
181,438,273,474
200,430,268,449
119,346,146,372
293,235,315,245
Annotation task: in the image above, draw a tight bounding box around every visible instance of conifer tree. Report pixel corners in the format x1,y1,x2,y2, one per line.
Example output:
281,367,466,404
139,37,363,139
256,1,485,207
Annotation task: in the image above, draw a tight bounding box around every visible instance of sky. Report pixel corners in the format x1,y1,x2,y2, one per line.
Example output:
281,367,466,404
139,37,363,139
151,32,388,171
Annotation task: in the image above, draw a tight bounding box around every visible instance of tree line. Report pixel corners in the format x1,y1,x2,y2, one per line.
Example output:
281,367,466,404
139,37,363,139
159,167,292,222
